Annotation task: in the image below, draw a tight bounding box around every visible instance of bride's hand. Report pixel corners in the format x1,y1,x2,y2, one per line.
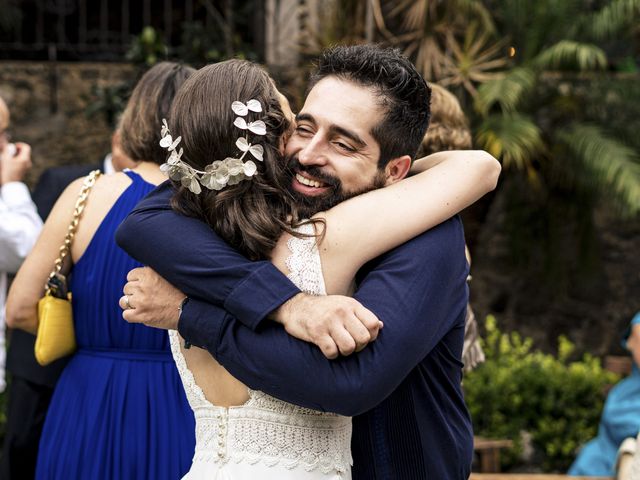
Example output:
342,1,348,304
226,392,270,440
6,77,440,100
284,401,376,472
273,293,383,359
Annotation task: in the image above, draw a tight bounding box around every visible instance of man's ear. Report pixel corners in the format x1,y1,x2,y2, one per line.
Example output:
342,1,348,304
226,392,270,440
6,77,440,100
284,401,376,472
384,155,412,185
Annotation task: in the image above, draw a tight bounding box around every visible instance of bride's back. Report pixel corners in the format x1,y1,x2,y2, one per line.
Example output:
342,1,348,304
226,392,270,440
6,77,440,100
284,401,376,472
179,342,249,407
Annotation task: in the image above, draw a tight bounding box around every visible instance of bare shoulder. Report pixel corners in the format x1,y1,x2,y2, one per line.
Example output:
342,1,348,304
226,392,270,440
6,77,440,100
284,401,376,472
91,171,133,197
56,171,131,205
79,172,134,221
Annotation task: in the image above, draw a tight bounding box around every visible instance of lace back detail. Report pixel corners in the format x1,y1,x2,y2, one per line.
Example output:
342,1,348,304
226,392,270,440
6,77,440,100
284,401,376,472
285,223,326,296
170,223,352,476
168,330,212,410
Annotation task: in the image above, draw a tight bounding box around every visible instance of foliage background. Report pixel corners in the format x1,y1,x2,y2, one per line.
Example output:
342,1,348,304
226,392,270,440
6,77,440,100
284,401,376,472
464,316,619,470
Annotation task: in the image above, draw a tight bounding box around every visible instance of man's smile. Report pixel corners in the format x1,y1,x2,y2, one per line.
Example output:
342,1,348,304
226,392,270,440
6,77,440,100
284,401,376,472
292,171,331,196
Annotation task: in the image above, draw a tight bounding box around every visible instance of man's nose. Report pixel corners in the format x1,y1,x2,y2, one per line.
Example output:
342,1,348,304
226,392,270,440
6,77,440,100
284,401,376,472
298,136,328,167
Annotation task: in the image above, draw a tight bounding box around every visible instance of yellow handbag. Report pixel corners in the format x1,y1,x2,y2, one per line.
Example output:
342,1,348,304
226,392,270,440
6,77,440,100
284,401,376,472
34,170,101,366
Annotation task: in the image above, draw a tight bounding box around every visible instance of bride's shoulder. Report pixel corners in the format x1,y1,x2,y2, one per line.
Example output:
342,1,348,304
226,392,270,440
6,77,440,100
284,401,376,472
270,223,321,276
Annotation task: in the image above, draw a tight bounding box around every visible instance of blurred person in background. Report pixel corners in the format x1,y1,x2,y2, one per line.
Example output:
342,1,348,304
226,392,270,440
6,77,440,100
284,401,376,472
6,62,196,480
1,123,134,479
568,311,640,477
0,94,43,477
416,83,485,372
0,94,43,383
0,94,42,389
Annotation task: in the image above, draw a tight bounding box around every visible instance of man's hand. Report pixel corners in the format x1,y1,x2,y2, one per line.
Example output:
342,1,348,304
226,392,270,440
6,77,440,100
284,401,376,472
273,293,383,359
1,142,32,185
119,267,185,330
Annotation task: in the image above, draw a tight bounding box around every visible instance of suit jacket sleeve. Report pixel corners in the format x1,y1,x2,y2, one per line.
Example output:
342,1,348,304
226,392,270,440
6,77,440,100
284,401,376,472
178,217,469,416
32,164,98,221
115,182,301,330
31,169,60,221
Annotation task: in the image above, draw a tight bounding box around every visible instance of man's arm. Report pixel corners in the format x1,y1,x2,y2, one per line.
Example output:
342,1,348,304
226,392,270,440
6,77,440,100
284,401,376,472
179,217,469,416
115,182,300,330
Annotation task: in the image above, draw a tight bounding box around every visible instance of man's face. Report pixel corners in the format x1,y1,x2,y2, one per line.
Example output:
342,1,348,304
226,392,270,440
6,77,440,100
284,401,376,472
284,77,387,217
628,324,640,367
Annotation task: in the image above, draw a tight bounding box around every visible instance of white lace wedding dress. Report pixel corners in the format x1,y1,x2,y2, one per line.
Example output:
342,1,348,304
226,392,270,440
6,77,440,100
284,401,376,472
169,225,353,480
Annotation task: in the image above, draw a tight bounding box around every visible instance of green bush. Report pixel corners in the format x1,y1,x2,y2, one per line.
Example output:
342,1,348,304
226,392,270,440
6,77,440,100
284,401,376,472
464,315,619,471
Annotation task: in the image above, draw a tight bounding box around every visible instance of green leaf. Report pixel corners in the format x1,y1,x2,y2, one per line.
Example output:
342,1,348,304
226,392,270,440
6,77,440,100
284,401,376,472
585,0,640,40
476,113,545,170
556,124,640,216
475,67,537,116
533,40,607,71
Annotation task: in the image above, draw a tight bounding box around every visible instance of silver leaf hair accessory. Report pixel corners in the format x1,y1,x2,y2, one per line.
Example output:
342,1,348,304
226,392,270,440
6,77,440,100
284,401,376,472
159,100,267,194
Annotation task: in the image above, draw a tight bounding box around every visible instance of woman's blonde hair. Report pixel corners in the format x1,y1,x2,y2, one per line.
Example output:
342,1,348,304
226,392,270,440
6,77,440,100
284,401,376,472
417,84,472,156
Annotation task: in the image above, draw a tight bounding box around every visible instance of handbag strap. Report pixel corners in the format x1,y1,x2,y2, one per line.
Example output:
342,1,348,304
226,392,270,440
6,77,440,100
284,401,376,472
46,169,102,284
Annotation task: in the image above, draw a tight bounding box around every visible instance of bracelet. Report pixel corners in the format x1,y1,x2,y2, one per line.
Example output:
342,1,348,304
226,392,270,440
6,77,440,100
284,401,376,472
178,297,191,349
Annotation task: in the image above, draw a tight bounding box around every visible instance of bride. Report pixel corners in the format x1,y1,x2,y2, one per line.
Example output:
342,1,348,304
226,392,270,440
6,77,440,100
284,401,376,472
128,58,499,479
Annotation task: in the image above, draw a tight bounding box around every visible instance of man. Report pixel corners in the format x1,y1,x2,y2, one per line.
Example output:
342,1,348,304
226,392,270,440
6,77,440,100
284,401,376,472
117,45,481,479
0,96,43,479
1,124,134,479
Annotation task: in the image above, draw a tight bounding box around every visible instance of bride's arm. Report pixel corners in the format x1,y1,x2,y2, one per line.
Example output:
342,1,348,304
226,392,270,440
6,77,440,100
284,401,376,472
409,150,463,174
316,150,500,283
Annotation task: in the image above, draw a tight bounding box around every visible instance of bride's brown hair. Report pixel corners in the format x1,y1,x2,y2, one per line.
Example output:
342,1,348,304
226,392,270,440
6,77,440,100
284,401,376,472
168,59,302,260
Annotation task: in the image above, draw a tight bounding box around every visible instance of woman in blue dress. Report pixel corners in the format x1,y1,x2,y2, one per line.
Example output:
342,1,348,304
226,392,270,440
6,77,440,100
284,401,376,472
7,61,196,479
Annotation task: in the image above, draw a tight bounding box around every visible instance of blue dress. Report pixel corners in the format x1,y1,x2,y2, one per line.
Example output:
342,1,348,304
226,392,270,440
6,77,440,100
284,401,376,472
36,171,195,479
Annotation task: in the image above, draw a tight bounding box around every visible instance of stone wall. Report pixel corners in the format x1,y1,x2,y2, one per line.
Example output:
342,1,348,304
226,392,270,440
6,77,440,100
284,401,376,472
0,61,134,187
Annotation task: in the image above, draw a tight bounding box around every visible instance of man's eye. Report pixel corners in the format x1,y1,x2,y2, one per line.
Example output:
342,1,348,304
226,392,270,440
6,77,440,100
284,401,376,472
295,126,312,135
335,142,355,152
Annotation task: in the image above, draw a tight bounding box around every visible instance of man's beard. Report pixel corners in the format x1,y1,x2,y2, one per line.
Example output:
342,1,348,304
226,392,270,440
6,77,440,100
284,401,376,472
285,155,387,218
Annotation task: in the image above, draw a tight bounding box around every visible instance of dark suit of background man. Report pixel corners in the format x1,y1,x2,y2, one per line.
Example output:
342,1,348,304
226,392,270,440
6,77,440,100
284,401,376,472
0,130,134,480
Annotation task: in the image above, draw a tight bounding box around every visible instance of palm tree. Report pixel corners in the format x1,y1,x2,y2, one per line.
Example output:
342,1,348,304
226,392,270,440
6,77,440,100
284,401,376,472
374,0,508,98
475,0,640,217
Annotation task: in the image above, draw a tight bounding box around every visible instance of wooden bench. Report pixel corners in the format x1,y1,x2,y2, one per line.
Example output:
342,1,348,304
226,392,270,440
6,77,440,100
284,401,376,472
474,437,514,473
470,475,612,480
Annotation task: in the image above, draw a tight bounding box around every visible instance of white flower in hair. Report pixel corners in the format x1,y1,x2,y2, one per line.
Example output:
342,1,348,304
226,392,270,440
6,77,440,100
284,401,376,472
158,99,267,194
181,172,202,195
243,160,257,176
236,137,264,161
161,119,170,138
159,119,182,151
231,99,262,116
233,117,267,135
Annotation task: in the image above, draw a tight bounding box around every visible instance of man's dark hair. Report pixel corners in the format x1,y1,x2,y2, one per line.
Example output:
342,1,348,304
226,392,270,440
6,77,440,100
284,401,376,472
309,44,431,167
